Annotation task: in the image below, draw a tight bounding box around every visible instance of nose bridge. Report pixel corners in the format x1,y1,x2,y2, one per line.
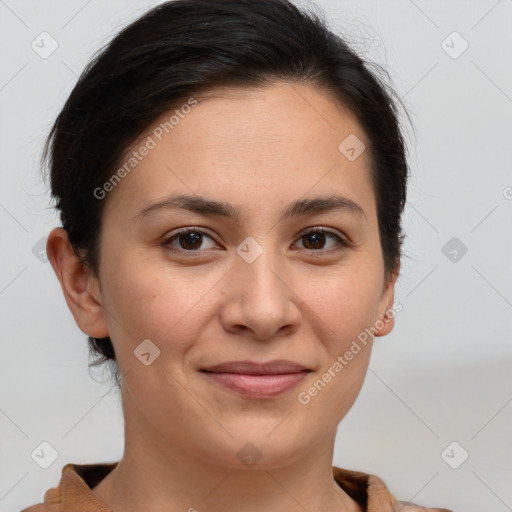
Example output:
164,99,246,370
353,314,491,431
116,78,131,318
225,234,298,337
235,234,288,301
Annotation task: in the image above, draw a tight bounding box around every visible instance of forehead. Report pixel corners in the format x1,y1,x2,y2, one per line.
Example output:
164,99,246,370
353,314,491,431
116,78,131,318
103,82,375,222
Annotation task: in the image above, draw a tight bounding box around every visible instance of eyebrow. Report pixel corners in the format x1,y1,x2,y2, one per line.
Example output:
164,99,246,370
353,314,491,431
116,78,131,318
134,193,367,223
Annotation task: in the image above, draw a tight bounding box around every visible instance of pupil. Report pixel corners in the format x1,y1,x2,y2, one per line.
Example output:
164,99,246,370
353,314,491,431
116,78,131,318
305,232,325,249
181,232,201,250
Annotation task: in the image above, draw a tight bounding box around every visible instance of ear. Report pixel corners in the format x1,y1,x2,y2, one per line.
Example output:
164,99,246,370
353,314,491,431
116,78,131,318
374,263,400,338
46,227,109,339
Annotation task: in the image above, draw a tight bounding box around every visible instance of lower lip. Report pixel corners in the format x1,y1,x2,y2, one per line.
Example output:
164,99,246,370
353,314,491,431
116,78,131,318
202,371,310,398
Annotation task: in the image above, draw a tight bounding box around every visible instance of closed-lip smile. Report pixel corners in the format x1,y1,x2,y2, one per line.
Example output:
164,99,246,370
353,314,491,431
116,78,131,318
201,360,311,398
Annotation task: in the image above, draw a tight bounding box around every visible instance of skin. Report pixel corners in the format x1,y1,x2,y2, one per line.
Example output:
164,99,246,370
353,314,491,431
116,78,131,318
47,82,399,512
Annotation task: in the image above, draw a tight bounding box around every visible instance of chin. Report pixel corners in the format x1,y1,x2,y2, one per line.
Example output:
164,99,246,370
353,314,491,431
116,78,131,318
194,424,314,471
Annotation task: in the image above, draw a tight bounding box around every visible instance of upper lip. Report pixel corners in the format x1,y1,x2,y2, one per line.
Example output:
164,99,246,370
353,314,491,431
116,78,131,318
201,360,311,375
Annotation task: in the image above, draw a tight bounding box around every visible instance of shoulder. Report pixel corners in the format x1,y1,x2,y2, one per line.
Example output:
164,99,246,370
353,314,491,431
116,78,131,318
18,461,118,512
332,465,453,512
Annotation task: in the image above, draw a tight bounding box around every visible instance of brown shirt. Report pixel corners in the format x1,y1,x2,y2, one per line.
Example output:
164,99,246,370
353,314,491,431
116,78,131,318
20,462,453,512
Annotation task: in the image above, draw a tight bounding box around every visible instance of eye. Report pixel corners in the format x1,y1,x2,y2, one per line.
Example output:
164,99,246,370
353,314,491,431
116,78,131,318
163,228,218,254
294,227,350,252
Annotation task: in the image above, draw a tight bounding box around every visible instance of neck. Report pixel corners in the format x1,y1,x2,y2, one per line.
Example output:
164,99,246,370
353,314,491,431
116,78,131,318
92,390,362,512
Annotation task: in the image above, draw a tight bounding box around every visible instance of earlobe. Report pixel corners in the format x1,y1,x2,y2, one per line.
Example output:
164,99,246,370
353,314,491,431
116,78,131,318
46,227,110,339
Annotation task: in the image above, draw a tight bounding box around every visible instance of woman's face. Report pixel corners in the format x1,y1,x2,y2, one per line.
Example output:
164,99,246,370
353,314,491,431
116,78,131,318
79,82,398,468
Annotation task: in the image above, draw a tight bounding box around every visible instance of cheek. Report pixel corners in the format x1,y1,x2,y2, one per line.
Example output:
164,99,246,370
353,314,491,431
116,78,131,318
296,275,376,418
100,254,221,356
302,264,382,343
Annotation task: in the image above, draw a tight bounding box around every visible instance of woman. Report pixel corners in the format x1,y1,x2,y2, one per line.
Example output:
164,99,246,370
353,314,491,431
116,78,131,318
22,0,452,510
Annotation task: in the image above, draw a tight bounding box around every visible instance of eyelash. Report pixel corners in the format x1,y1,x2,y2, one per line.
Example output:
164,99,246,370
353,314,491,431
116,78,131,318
162,227,351,256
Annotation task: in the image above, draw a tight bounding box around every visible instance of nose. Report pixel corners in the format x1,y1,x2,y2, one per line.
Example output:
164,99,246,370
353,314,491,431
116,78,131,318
218,242,301,341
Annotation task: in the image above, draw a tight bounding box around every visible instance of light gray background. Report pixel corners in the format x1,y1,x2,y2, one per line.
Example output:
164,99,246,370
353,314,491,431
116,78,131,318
1,1,511,511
